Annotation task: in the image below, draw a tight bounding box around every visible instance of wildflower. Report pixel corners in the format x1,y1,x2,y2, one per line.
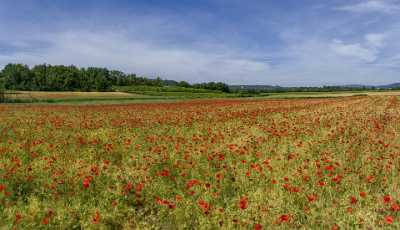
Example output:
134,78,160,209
325,165,334,171
215,173,224,181
175,195,183,201
318,180,326,187
92,211,101,224
155,197,169,206
391,203,400,212
123,182,133,194
307,194,317,202
290,187,300,193
331,175,342,183
239,196,248,210
254,223,262,230
279,214,290,223
154,196,176,209
350,196,357,205
186,179,200,189
359,191,366,198
135,182,145,193
157,169,170,177
384,195,392,204
0,184,5,192
42,217,49,225
83,177,92,189
385,215,394,225
15,213,22,223
283,183,290,189
198,199,211,214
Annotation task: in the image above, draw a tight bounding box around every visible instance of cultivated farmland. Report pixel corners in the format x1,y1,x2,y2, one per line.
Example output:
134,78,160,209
0,96,399,229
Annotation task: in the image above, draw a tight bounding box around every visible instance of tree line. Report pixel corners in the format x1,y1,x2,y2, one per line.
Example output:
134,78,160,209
0,63,230,92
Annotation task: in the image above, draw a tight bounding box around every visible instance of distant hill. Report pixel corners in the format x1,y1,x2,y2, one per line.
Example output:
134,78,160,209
229,85,280,90
378,83,400,89
229,83,400,93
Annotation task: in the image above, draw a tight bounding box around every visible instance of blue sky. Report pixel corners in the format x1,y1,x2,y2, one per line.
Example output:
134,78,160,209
0,0,400,86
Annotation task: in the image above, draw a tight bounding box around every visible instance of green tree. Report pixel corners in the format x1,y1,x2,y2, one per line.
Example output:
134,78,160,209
178,81,191,88
0,77,5,102
85,67,111,91
2,63,33,90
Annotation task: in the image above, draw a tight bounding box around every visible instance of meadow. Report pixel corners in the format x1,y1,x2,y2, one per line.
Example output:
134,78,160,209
4,89,400,105
0,95,400,229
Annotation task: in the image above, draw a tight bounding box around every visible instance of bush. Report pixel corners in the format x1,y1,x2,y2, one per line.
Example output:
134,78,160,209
0,78,5,102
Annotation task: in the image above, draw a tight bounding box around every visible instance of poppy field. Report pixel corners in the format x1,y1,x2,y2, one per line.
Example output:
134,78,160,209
0,96,399,229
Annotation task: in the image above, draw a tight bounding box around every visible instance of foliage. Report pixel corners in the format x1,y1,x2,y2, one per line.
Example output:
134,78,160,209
1,96,400,228
0,78,5,102
193,82,231,93
0,63,230,93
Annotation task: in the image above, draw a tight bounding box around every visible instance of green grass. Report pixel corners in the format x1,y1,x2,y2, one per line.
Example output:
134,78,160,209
2,89,400,105
115,85,218,93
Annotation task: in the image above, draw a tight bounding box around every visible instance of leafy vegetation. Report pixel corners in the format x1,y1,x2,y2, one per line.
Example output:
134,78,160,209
0,63,230,93
0,78,5,103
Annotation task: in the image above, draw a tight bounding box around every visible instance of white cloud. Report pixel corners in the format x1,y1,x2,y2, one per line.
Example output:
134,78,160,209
0,31,271,84
327,33,386,63
2,29,399,86
337,0,400,13
330,40,378,62
365,33,386,48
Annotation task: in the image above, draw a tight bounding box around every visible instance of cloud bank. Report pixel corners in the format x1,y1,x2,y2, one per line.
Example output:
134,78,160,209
0,0,400,86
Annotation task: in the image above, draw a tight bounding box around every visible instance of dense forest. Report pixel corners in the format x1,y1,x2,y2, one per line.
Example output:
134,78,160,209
0,63,230,92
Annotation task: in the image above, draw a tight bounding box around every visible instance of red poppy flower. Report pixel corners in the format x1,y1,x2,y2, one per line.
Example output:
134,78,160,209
92,211,101,224
0,184,5,192
239,197,248,210
279,214,290,222
391,203,400,212
359,191,366,198
42,217,49,225
331,224,339,230
123,182,133,194
290,187,300,193
157,169,170,177
385,215,394,225
135,182,145,193
82,177,92,189
346,207,353,213
15,213,22,223
324,165,334,171
350,196,357,205
215,173,224,181
384,195,392,204
198,199,211,214
331,175,342,183
186,179,200,189
307,194,317,202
